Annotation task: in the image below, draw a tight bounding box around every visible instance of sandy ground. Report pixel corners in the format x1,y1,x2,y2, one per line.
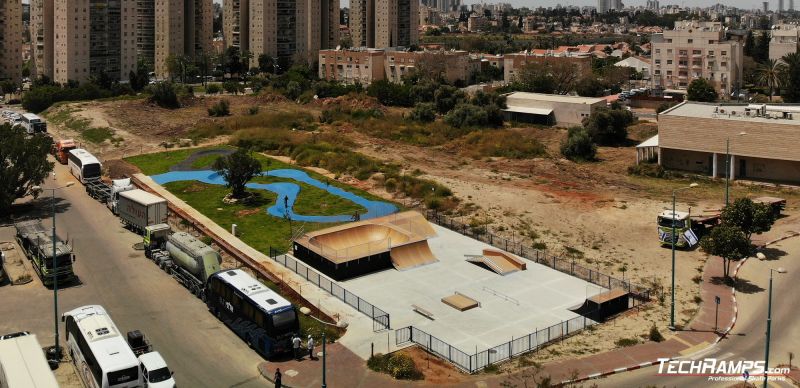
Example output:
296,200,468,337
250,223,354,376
47,95,800,372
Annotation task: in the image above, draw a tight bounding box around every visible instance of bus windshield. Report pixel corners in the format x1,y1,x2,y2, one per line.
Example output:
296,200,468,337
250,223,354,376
44,254,73,269
106,366,139,386
83,163,101,179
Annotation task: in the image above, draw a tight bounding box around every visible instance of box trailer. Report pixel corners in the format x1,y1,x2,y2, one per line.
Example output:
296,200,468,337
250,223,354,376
117,189,168,234
0,334,59,388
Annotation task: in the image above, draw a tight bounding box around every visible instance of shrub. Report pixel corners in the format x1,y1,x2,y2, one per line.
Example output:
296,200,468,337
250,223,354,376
656,102,675,114
147,81,180,109
560,127,596,161
367,354,391,373
627,163,665,177
444,103,488,128
582,106,634,145
208,100,231,117
649,324,665,343
615,338,639,347
409,102,436,122
386,354,424,380
248,106,260,115
205,83,221,95
223,81,244,95
483,363,500,374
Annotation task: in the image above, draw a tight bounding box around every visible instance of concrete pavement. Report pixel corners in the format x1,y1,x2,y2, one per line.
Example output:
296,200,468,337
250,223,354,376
0,161,266,387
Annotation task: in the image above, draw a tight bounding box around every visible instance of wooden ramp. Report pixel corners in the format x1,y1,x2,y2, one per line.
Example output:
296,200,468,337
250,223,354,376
466,249,526,275
390,241,438,270
441,292,480,311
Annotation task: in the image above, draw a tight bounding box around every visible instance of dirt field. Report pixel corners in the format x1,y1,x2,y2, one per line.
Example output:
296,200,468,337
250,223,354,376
47,94,800,371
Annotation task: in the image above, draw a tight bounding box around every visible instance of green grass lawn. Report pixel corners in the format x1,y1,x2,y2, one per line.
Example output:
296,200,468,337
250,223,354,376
124,146,231,175
250,175,366,216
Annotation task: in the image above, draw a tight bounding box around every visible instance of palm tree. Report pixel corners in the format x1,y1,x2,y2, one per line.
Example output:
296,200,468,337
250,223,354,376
756,59,786,101
781,52,800,102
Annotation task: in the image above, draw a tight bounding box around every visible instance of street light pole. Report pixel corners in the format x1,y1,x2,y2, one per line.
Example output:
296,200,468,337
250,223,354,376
299,309,346,388
670,183,698,330
724,137,730,206
764,267,787,388
322,331,327,388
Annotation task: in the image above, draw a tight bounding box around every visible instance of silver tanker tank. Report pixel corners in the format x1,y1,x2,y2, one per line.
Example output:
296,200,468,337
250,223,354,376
165,232,222,281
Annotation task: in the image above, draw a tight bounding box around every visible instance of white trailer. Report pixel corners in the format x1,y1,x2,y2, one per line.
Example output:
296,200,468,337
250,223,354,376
117,189,168,234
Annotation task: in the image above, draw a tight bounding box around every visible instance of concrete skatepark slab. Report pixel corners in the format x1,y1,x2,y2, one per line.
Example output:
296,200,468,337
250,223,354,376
342,224,605,352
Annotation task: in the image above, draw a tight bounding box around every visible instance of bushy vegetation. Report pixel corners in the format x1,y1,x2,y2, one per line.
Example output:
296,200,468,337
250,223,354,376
649,324,664,342
582,105,634,146
560,127,596,161
207,99,231,117
367,353,424,380
147,81,181,109
23,79,134,113
205,83,221,95
627,162,666,178
687,78,718,102
409,102,436,122
460,130,547,159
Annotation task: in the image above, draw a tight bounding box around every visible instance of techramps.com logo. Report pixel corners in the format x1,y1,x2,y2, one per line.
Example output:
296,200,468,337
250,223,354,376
656,358,790,383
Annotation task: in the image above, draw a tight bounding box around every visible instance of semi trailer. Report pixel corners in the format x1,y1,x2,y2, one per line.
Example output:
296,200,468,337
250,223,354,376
85,178,135,212
144,225,222,299
117,189,168,234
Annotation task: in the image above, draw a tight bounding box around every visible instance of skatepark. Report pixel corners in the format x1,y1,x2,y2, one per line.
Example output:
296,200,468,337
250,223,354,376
292,211,606,352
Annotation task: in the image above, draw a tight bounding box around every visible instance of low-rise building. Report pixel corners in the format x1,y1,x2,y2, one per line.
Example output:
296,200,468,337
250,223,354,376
614,56,651,79
503,92,606,127
504,52,593,84
770,24,800,62
657,102,800,183
318,48,478,85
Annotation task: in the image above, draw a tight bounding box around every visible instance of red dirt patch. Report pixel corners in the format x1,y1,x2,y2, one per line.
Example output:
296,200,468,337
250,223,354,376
235,208,262,217
396,346,467,385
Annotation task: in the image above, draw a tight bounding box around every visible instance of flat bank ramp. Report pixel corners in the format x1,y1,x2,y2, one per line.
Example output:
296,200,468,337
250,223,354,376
467,249,527,275
390,241,438,270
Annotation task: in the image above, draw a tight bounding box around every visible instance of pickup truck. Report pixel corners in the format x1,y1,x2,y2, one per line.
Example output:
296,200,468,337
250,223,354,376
126,330,176,387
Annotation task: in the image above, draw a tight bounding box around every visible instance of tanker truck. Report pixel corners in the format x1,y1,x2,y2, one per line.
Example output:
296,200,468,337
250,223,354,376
143,225,222,299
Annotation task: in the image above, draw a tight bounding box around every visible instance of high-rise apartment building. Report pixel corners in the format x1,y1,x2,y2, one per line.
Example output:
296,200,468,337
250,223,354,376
31,0,54,79
351,0,418,48
650,21,743,97
249,0,339,66
52,0,138,84
763,1,769,13
0,0,23,83
779,0,785,12
137,0,155,67
597,0,609,13
155,0,213,78
223,0,249,52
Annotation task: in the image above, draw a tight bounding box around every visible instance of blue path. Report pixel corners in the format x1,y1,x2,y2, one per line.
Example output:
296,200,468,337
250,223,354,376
150,169,398,223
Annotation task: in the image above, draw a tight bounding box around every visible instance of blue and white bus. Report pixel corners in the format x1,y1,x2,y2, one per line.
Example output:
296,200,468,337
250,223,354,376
62,305,141,388
206,269,300,358
68,148,102,183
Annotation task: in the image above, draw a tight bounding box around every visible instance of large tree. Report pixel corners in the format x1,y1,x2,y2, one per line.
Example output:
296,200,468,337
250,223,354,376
0,124,54,215
687,78,718,102
781,52,800,102
212,149,262,199
756,59,786,101
700,225,751,279
721,198,776,240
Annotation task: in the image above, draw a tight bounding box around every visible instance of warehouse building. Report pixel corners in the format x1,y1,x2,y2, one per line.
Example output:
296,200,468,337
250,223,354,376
657,102,800,183
502,92,606,127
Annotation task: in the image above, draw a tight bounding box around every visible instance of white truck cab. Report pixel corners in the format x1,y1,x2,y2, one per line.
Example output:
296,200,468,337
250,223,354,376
138,351,176,388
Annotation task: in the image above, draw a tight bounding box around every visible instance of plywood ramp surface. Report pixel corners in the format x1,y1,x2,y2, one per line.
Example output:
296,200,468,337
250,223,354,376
467,249,526,275
390,241,438,270
441,292,480,311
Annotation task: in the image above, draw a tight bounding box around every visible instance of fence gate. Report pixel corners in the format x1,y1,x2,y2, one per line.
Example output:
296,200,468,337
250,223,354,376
373,314,390,332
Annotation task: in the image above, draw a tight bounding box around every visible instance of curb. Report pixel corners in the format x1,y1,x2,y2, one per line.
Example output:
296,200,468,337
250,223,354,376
559,256,749,386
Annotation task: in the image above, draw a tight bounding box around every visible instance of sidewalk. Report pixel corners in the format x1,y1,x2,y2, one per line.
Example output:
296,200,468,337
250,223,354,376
256,254,739,387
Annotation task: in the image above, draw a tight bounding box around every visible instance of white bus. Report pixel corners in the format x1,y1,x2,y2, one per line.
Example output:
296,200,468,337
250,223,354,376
62,305,141,388
68,148,102,183
0,333,59,388
20,113,47,134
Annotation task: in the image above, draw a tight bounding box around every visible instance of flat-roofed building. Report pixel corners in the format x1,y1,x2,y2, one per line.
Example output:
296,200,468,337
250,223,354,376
318,48,478,86
770,24,800,62
503,92,606,126
504,52,593,84
657,102,800,183
650,21,743,97
31,0,54,80
1,0,23,82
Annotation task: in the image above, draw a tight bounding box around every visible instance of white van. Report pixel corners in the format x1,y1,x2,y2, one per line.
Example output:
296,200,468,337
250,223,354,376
138,352,176,388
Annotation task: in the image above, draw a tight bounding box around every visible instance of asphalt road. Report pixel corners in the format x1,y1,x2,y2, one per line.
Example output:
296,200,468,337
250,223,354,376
0,161,267,387
596,236,800,388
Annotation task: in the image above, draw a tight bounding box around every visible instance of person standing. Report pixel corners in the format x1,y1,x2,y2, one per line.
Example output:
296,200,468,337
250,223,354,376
292,334,301,360
274,368,282,388
307,335,316,360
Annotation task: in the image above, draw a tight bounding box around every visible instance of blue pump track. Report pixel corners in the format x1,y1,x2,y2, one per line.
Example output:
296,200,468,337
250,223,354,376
151,169,398,223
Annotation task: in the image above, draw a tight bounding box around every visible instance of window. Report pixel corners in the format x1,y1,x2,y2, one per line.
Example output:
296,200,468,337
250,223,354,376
721,51,727,55
687,39,693,43
667,60,673,65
